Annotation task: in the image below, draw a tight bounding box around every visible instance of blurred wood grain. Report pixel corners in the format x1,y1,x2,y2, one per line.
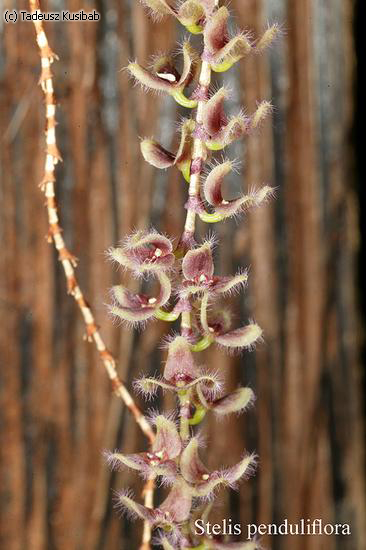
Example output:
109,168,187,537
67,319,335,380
0,0,365,549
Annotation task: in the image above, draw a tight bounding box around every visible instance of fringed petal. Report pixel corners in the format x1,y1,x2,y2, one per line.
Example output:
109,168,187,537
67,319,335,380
202,87,229,137
215,323,263,350
212,387,255,415
182,242,214,282
128,62,177,93
116,490,159,522
204,160,233,206
210,271,248,295
180,437,209,484
250,100,273,129
106,451,149,473
218,112,249,146
204,6,230,56
164,336,199,384
177,41,200,88
107,450,178,480
255,23,281,52
141,139,176,168
223,453,257,487
203,160,252,219
135,373,222,397
153,415,182,459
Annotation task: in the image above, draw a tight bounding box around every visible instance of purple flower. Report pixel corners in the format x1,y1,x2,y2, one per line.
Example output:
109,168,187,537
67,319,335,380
180,437,257,498
203,7,253,72
109,230,175,277
200,298,263,352
109,272,172,326
135,336,223,397
140,119,195,180
203,160,274,220
105,415,180,481
128,42,199,107
200,88,249,150
194,385,256,417
140,0,218,34
201,90,273,150
178,240,248,298
116,480,193,534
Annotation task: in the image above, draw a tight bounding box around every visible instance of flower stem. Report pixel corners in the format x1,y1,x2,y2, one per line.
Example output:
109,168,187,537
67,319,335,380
179,58,212,443
181,60,212,245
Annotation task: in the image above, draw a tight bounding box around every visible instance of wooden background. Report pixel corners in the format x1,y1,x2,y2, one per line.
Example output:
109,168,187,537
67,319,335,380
0,0,365,549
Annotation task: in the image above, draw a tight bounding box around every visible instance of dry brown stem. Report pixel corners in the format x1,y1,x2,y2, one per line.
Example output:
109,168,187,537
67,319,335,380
29,0,155,546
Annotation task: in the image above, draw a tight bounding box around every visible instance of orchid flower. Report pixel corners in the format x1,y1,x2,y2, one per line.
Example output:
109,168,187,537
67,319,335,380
109,230,175,277
128,41,199,108
178,241,248,299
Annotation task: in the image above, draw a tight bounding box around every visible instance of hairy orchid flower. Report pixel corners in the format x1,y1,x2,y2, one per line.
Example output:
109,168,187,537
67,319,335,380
141,119,195,182
106,415,180,481
180,437,257,498
178,241,248,298
203,7,253,72
135,336,222,396
201,160,274,222
193,385,255,418
140,0,218,34
200,294,263,352
128,41,199,107
109,230,175,277
201,88,272,150
109,272,172,326
117,480,193,536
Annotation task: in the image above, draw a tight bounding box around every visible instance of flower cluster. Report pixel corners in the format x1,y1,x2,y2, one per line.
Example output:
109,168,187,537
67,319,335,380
106,1,278,548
